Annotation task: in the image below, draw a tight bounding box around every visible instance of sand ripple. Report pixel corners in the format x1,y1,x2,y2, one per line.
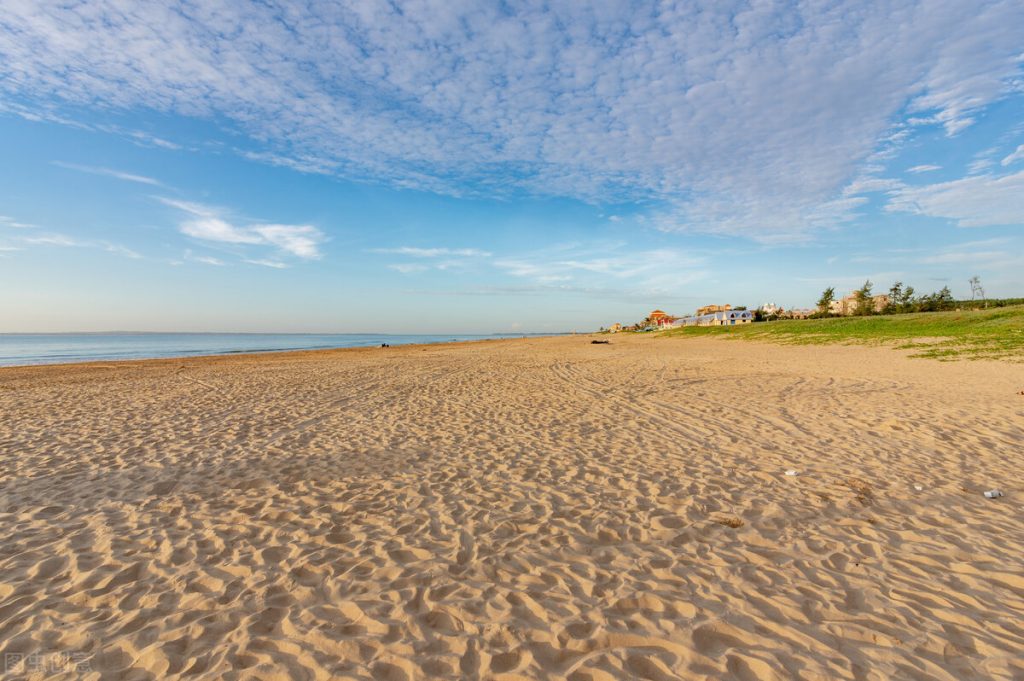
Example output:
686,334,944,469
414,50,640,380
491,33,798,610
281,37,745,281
1,336,1022,679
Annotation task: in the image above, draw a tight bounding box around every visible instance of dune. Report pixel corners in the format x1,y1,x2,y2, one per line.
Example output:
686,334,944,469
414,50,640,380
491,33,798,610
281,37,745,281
0,334,1022,680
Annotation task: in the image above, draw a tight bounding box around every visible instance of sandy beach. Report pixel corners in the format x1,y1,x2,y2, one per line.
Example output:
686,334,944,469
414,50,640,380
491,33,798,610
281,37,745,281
1,334,1022,680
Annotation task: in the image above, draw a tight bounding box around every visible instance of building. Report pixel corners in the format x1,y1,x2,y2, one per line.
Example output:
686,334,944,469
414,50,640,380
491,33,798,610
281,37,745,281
608,323,622,333
696,303,731,316
643,309,679,330
713,310,753,326
830,293,890,315
673,309,753,327
759,303,783,316
828,296,850,315
649,309,670,324
784,308,814,319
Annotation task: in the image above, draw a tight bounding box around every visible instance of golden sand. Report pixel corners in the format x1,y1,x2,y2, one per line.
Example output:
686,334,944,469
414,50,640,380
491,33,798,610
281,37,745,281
1,334,1022,680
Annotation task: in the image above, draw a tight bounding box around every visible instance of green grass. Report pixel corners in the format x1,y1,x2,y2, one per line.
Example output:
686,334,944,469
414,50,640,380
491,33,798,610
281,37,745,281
658,305,1024,361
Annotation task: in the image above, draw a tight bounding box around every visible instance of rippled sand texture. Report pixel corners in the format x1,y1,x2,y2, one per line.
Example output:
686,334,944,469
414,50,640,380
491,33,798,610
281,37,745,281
1,335,1023,680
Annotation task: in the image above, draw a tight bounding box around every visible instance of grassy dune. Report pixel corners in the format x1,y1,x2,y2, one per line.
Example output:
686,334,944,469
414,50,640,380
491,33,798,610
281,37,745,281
659,305,1024,360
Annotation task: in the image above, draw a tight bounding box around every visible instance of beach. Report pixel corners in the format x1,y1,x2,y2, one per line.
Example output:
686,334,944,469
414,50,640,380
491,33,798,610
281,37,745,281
1,333,1022,680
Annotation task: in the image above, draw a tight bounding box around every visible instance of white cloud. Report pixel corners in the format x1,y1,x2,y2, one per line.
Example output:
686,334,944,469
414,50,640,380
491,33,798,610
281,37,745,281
155,197,221,218
495,246,708,294
101,242,142,259
373,247,491,258
180,218,263,246
52,161,163,186
123,130,181,150
917,250,1008,265
20,234,81,247
940,237,1013,250
796,272,905,291
244,258,288,269
1,1,1022,239
388,263,429,274
915,238,1021,270
384,241,710,294
185,250,226,266
0,99,186,150
251,225,324,260
379,245,492,274
239,150,336,175
908,164,942,173
886,170,1024,227
0,215,37,229
967,146,1001,175
161,198,325,259
844,177,905,195
1001,144,1024,166
14,231,143,258
848,237,1019,270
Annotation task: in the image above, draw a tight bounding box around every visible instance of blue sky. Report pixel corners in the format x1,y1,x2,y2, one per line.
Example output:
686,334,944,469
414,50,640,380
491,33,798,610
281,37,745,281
1,1,1023,333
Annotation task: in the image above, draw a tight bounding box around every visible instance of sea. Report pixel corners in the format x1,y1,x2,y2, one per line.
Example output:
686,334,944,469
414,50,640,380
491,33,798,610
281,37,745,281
0,333,548,367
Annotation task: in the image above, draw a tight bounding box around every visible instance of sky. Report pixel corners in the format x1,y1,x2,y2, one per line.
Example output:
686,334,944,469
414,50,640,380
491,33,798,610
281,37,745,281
1,1,1023,333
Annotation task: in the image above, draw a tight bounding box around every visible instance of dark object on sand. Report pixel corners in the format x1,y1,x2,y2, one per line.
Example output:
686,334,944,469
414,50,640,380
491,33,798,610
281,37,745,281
381,343,390,348
591,340,611,345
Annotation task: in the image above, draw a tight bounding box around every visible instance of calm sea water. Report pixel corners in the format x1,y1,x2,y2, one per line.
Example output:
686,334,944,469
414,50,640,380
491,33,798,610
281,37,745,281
0,333,545,367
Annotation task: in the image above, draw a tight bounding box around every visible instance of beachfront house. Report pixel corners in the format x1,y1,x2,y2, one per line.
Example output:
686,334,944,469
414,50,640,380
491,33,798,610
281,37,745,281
608,323,622,333
712,310,753,326
784,308,814,319
673,309,754,327
646,309,678,330
696,303,731,316
829,293,890,315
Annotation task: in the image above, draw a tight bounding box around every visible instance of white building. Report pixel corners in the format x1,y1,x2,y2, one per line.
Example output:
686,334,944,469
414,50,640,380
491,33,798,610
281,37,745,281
673,309,754,327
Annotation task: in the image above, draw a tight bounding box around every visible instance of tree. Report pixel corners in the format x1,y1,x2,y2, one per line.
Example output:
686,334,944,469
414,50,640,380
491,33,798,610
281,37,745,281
918,286,954,312
969,275,986,307
886,282,904,314
901,285,915,310
817,286,836,315
937,286,954,310
853,280,875,315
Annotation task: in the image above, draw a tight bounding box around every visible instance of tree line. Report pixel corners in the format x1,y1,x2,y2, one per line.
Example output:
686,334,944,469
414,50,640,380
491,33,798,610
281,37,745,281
812,277,1014,317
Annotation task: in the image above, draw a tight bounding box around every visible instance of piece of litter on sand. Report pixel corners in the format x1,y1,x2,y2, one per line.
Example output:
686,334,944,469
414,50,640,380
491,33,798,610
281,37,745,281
785,470,799,476
914,484,924,491
983,489,1004,499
